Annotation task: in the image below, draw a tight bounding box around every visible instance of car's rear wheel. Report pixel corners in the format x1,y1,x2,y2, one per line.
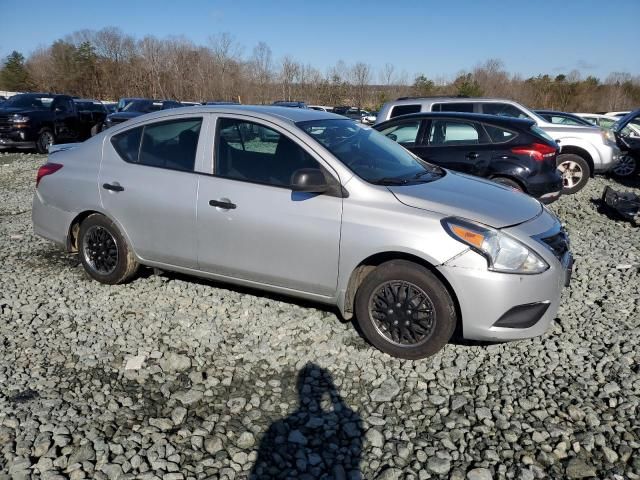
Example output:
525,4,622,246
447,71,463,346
557,154,590,194
79,214,139,284
36,128,55,154
354,260,457,359
491,176,524,191
613,154,638,177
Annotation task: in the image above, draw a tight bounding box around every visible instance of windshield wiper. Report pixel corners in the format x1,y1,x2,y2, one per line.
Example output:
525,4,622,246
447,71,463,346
373,176,410,185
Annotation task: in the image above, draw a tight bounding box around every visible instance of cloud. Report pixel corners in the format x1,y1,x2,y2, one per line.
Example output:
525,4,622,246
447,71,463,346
552,60,597,73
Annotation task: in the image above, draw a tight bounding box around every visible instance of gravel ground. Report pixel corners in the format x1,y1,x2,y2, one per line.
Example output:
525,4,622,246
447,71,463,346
1,152,639,480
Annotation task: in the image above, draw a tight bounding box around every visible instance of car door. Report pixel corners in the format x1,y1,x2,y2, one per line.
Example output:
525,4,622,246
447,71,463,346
416,118,492,175
99,115,205,268
196,115,343,296
52,98,77,141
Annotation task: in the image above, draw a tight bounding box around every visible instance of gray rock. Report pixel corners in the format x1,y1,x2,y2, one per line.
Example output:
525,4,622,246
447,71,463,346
204,436,223,454
288,430,307,445
236,431,255,449
67,443,95,465
159,352,191,372
365,428,385,448
427,456,451,475
171,406,187,425
565,459,597,479
376,467,403,480
466,468,493,480
370,378,401,402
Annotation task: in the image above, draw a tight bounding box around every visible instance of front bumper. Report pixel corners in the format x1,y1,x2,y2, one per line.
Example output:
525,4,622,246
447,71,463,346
594,143,621,173
437,211,571,341
0,136,36,149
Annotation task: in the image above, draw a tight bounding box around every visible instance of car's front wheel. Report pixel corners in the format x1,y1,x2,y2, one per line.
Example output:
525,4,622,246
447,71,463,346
354,260,457,359
79,214,139,284
557,154,590,194
613,153,638,177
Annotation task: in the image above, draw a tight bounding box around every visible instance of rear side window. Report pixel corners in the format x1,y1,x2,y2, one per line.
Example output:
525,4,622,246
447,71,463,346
481,103,530,119
484,124,517,143
111,117,202,171
390,104,421,118
432,103,474,113
428,120,485,146
379,121,421,145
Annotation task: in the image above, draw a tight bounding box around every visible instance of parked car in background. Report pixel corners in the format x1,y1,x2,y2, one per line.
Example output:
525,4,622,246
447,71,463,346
115,98,141,112
103,102,117,114
375,112,563,203
605,111,630,117
612,109,640,177
376,97,621,194
333,106,371,122
0,93,103,153
575,113,618,130
308,105,334,112
534,110,594,127
32,105,572,359
362,111,378,125
73,99,108,137
0,95,6,105
181,101,202,107
103,99,182,129
206,101,240,105
272,101,307,108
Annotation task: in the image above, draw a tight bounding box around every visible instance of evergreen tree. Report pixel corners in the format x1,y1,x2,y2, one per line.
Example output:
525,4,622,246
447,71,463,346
0,51,31,91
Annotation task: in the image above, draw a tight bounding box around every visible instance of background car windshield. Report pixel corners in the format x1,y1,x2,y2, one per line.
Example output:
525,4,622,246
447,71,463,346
298,119,442,183
123,100,153,113
2,94,54,109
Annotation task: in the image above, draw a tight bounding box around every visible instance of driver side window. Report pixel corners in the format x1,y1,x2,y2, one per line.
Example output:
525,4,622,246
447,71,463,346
216,118,320,187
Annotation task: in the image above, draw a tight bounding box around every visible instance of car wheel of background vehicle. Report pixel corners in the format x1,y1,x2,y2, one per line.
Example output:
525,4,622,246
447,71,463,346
354,260,457,360
491,176,524,191
613,154,638,177
556,154,590,194
90,123,102,137
79,214,139,284
36,129,55,154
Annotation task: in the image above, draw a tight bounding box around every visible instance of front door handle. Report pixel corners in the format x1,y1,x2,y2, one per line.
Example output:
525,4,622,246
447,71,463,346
103,183,124,192
209,199,237,210
466,152,480,159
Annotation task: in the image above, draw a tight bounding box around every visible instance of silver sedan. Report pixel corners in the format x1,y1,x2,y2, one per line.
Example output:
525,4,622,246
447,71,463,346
33,106,573,359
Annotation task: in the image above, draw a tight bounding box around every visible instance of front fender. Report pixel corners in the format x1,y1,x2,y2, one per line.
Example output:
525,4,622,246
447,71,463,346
555,136,601,165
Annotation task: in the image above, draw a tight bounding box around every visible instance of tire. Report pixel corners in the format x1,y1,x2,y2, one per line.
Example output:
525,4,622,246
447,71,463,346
36,128,55,154
78,214,139,284
90,123,101,137
556,154,590,194
491,176,523,191
613,154,638,177
354,260,457,360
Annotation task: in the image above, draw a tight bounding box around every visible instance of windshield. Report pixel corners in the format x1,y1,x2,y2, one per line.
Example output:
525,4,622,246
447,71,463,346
123,100,154,113
297,119,444,185
2,94,54,109
75,101,104,112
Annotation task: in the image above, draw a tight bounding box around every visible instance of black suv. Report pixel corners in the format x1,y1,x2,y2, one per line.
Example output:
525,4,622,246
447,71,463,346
0,93,96,153
375,112,563,203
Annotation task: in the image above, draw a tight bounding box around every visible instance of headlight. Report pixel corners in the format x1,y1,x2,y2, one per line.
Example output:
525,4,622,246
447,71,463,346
10,114,30,123
442,217,549,274
601,129,616,144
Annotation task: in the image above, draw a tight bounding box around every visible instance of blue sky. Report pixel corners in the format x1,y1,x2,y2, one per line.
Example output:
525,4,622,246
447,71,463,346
0,0,638,81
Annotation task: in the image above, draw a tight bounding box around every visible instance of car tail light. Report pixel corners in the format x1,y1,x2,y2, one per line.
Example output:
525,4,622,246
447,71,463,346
511,143,557,161
36,163,63,188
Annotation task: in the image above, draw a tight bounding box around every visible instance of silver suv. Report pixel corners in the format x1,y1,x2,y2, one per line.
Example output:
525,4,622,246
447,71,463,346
377,97,621,194
33,106,573,359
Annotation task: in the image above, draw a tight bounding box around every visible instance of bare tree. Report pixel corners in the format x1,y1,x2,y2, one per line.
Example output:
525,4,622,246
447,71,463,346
351,62,371,108
251,42,273,104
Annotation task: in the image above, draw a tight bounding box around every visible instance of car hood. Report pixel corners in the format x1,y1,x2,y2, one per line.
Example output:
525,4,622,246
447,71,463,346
388,171,542,228
0,107,46,115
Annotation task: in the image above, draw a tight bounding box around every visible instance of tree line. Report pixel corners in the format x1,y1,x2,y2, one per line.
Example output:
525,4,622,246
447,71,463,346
1,27,639,112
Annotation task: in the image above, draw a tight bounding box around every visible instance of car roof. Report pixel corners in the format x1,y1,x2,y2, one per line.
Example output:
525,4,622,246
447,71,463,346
74,98,103,103
374,111,536,128
110,104,342,125
387,96,522,105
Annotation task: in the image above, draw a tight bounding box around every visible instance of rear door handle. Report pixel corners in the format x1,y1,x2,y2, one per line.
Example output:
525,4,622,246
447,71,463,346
466,152,480,159
209,199,236,210
103,183,124,192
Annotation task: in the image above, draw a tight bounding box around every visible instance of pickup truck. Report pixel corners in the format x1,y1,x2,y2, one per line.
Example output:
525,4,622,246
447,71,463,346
0,93,103,153
73,98,108,138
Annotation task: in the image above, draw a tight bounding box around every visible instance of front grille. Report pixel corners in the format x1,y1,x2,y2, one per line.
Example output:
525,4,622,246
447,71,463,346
540,229,569,260
0,115,11,131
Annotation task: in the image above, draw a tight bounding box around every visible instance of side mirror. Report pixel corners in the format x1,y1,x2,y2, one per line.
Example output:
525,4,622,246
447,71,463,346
290,168,330,193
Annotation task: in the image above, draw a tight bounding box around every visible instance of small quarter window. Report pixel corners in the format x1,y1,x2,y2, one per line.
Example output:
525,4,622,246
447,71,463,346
379,121,421,145
484,124,516,143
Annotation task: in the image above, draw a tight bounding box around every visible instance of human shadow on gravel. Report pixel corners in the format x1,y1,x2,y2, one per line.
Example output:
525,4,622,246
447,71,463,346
250,363,363,479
